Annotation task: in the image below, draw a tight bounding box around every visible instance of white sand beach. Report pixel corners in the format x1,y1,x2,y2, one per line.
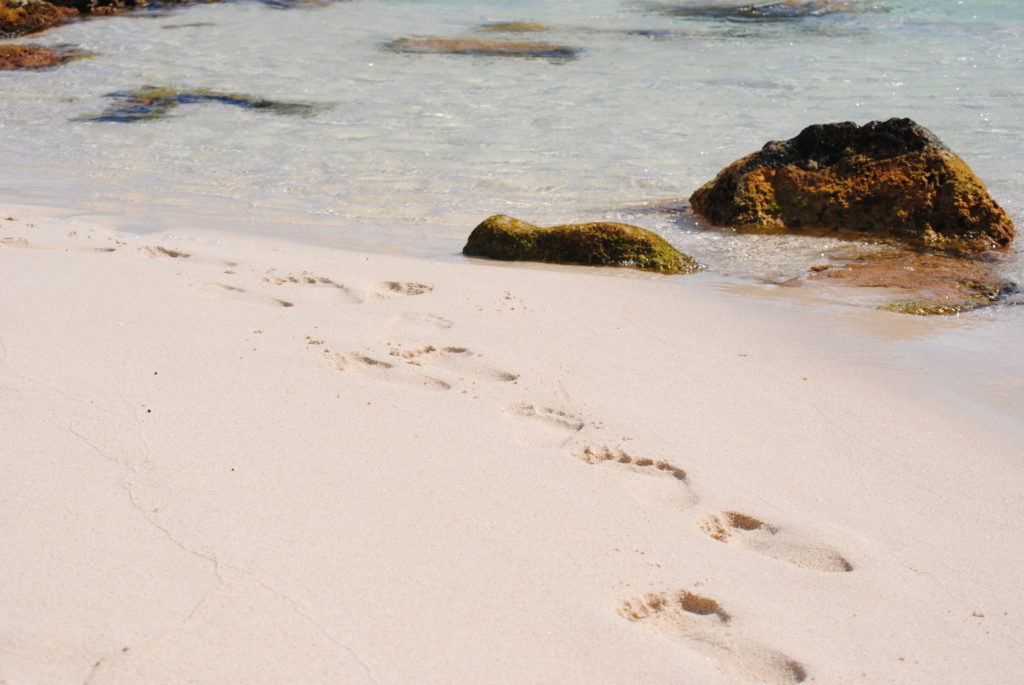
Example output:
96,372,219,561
2,205,1023,684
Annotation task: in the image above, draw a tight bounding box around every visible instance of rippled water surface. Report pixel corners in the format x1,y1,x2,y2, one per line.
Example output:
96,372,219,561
1,0,1022,280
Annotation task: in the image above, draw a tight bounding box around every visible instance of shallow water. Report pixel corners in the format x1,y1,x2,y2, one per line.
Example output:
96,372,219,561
2,1,1023,306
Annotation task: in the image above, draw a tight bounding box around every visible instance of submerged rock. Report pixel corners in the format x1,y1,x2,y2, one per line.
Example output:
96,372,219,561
689,118,1015,255
793,249,1016,315
385,37,579,60
0,0,77,36
653,0,857,20
463,214,700,274
476,21,550,33
77,86,327,122
0,43,90,69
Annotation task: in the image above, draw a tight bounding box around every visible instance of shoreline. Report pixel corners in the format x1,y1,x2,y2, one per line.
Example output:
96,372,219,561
2,204,1023,683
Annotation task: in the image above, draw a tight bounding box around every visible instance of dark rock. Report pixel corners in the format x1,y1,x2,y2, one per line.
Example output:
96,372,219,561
0,0,77,37
77,86,328,122
385,37,579,60
689,118,1015,255
48,0,147,15
464,214,701,274
653,0,857,21
0,43,90,68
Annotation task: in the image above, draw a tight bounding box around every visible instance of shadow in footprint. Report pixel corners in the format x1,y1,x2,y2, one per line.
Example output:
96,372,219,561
140,245,190,259
199,283,294,308
574,445,698,509
620,590,807,684
263,274,363,304
699,511,853,572
372,281,434,300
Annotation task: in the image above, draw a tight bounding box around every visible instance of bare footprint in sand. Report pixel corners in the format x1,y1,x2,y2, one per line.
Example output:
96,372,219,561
698,511,853,573
505,402,584,447
390,345,519,383
199,283,294,308
391,312,454,332
325,350,451,390
371,281,434,300
620,590,806,684
140,245,190,259
263,274,363,304
573,445,698,509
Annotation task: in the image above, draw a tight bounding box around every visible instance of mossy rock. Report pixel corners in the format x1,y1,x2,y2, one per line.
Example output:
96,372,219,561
463,214,700,274
690,118,1015,255
384,37,579,60
77,86,328,122
0,43,92,69
0,0,77,37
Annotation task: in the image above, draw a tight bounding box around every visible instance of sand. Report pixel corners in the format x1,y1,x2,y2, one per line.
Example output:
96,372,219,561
2,204,1022,684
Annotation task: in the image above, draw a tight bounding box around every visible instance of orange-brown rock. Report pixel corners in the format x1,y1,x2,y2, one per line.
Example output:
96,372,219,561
0,43,87,69
385,37,579,60
795,248,1016,315
689,118,1015,255
0,0,77,36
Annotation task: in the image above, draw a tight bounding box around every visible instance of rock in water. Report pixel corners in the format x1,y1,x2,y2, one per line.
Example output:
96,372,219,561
689,118,1014,255
0,0,77,37
463,214,700,274
656,1,855,20
0,44,90,69
385,37,579,60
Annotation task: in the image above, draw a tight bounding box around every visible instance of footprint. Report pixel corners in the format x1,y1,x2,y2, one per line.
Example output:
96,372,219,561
392,312,453,331
619,590,806,684
573,445,698,509
390,345,519,383
263,274,363,304
371,281,434,300
505,402,584,446
698,511,853,573
199,283,294,308
1,236,29,248
324,350,451,390
140,245,190,259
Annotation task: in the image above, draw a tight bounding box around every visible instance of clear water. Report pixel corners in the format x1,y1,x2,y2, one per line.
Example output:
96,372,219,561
2,0,1023,429
1,0,1021,262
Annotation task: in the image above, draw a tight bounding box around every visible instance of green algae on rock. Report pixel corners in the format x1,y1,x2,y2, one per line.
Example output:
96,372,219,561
0,43,91,69
463,214,701,274
0,0,77,37
77,86,328,123
689,118,1015,255
385,37,579,60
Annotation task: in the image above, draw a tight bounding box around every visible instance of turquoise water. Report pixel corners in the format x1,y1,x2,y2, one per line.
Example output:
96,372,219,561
0,0,1022,279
